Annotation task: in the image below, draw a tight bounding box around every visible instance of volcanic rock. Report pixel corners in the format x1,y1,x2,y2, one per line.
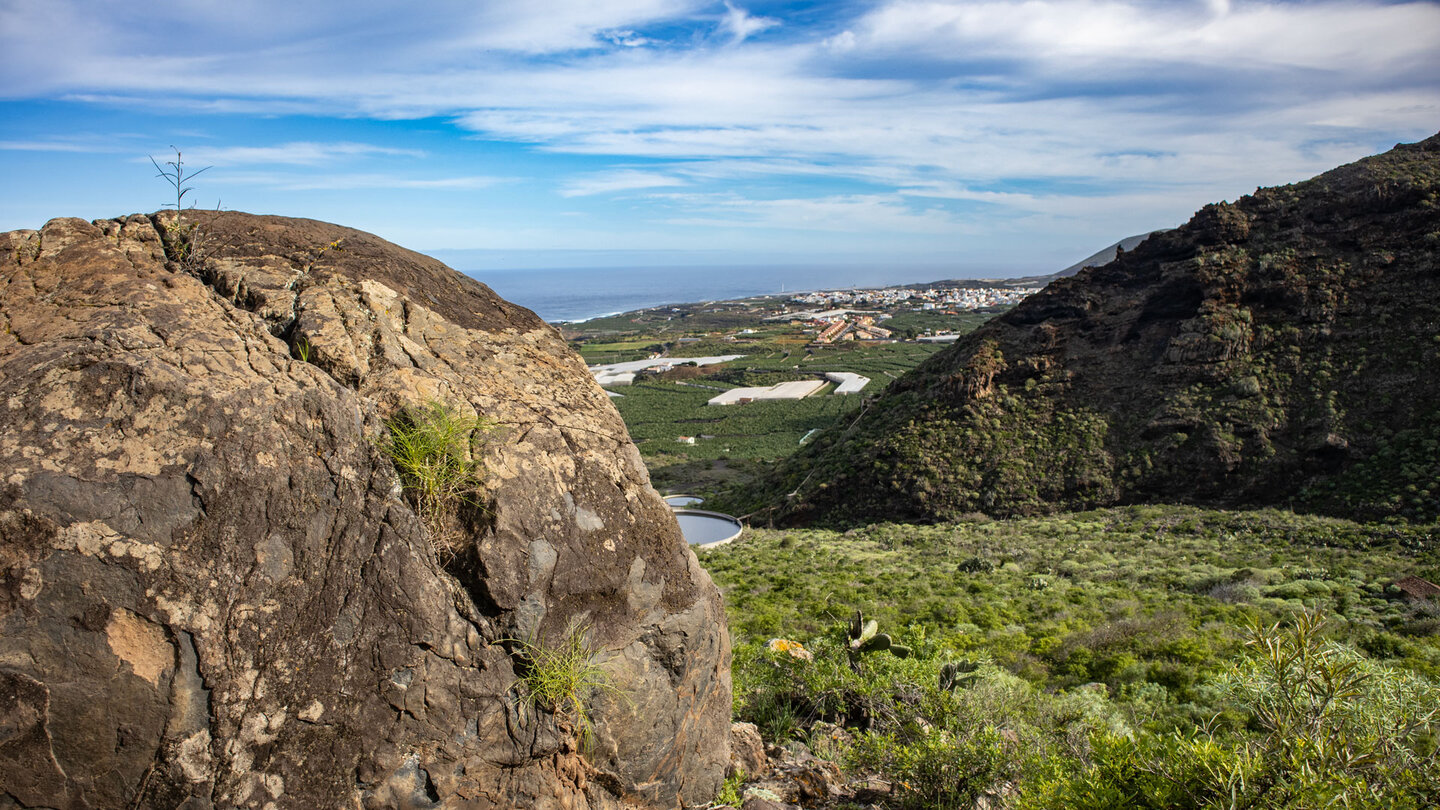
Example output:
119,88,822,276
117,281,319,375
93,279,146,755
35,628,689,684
0,211,730,808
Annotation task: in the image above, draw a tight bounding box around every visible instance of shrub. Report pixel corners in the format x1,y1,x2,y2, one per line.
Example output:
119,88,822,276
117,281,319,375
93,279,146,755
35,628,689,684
1264,580,1312,600
1028,613,1440,808
1212,612,1440,798
847,725,1014,810
380,399,494,558
958,555,997,573
1207,580,1261,603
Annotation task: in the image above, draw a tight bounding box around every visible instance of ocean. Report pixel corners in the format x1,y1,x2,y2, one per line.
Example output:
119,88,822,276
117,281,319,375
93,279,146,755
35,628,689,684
464,264,970,323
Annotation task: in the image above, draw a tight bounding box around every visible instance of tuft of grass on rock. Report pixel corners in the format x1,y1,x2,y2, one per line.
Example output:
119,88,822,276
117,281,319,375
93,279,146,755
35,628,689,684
509,623,614,743
380,399,493,559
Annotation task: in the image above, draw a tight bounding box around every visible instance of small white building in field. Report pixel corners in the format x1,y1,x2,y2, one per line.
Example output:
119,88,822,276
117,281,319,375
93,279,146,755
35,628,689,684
825,372,870,394
707,379,827,406
594,371,636,386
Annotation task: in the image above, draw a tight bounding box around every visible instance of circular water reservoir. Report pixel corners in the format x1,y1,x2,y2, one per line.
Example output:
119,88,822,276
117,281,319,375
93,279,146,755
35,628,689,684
664,494,704,507
673,509,743,547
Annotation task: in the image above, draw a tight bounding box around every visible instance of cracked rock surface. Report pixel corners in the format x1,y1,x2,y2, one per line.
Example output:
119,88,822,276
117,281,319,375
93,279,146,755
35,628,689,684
0,211,731,809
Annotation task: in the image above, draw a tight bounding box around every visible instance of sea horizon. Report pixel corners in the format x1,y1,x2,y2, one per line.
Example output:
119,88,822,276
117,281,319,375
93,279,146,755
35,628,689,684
464,263,1032,323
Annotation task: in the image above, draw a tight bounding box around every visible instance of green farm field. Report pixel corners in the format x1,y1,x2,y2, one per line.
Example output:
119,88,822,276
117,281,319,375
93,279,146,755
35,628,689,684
608,340,948,493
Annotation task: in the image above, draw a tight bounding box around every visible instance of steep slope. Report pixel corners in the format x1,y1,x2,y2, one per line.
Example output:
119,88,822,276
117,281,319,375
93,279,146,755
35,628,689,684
1054,230,1167,278
747,134,1440,526
0,211,730,808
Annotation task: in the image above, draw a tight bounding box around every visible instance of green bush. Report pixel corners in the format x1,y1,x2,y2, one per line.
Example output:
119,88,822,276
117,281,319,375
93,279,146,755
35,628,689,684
1212,613,1440,801
848,725,1015,810
1024,613,1440,808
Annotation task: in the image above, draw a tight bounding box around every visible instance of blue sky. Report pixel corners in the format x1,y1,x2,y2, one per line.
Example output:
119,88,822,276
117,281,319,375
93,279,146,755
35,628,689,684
2,0,1437,276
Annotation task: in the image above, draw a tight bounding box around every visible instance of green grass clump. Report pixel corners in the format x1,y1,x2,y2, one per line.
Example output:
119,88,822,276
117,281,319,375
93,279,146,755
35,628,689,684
381,399,493,557
710,769,746,808
509,624,612,742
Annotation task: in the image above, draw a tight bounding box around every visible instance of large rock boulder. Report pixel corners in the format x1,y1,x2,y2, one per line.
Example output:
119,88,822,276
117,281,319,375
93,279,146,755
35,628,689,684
0,211,730,808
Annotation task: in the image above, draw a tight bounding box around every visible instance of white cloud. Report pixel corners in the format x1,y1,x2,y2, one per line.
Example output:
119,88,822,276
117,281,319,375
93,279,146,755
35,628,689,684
443,0,704,54
824,30,858,52
221,172,508,191
0,138,120,152
843,0,1440,74
560,169,689,197
658,192,968,234
0,1,711,102
2,0,1437,259
720,2,780,43
601,29,653,48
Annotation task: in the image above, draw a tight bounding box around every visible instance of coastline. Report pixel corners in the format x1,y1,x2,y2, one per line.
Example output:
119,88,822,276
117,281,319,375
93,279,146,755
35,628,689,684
463,264,1007,324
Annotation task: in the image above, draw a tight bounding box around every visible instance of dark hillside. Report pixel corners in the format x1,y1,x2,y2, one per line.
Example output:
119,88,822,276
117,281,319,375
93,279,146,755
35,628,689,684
1053,230,1167,278
739,134,1440,525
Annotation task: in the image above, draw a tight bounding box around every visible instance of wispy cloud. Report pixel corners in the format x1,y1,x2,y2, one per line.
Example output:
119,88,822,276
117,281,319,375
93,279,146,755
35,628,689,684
560,169,689,197
0,138,120,153
658,192,969,234
222,171,508,191
184,142,424,167
840,0,1439,74
720,2,780,43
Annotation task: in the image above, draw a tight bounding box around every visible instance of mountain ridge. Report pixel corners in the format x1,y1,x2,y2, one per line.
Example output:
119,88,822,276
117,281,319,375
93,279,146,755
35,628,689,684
1054,230,1169,278
733,133,1440,526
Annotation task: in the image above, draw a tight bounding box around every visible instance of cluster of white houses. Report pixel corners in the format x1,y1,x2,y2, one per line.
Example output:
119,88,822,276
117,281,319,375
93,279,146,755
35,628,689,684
758,308,894,345
789,285,1040,310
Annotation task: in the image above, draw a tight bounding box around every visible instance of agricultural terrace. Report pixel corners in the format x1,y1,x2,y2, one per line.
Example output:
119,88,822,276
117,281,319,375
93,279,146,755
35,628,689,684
610,340,949,493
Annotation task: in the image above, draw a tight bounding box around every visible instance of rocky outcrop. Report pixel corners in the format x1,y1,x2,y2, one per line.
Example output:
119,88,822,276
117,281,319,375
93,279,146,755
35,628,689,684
0,211,730,808
741,133,1440,525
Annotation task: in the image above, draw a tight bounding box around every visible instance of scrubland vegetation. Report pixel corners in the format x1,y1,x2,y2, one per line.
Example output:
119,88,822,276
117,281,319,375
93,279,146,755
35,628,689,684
570,140,1440,805
702,506,1440,807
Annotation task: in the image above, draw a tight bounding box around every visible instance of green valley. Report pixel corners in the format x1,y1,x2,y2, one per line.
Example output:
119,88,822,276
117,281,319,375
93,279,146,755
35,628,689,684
579,136,1440,809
